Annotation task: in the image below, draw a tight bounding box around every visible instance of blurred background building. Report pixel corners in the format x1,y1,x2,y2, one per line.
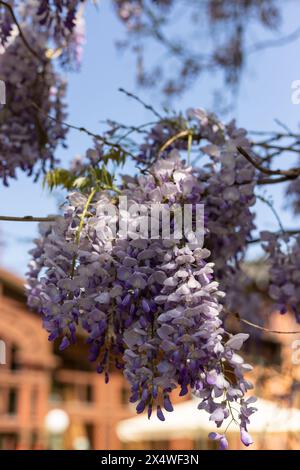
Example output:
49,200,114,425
1,267,300,450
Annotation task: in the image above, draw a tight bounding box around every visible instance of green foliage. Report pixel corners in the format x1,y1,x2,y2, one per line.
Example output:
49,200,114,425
102,148,127,166
43,164,118,193
43,168,77,191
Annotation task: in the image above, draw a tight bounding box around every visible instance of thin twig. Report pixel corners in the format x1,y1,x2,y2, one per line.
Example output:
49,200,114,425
274,118,293,135
250,130,299,139
0,215,57,222
31,101,136,159
257,175,298,185
115,121,159,144
230,311,300,335
256,195,285,233
248,228,300,244
118,87,163,120
240,318,300,335
255,143,300,154
249,25,300,54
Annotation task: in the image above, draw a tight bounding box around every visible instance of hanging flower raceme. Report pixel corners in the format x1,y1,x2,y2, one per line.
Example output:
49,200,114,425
261,231,300,323
187,109,257,276
27,193,88,348
0,29,67,185
0,1,84,46
58,3,86,70
36,0,85,39
26,190,116,352
0,1,14,46
190,109,260,326
26,150,256,449
121,153,256,446
136,108,259,324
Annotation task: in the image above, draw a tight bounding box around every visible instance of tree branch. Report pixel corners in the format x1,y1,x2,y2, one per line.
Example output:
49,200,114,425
0,215,57,222
257,175,299,185
249,25,300,54
237,146,300,177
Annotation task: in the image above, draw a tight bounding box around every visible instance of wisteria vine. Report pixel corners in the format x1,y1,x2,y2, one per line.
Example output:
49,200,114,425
26,146,257,449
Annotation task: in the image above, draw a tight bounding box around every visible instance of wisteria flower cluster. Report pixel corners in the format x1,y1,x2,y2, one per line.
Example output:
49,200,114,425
0,1,84,46
37,0,84,37
0,1,14,46
188,109,259,321
135,108,259,323
195,113,256,269
0,29,67,184
261,231,300,323
27,151,256,449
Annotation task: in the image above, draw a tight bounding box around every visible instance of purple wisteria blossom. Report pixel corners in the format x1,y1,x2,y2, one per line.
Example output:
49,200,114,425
37,0,84,36
136,108,260,325
0,1,14,46
188,108,257,278
27,151,256,449
0,29,67,184
261,231,300,322
0,1,85,46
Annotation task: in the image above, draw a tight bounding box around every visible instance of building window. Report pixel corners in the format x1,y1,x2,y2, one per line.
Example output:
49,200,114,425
7,388,17,415
78,384,93,403
10,345,19,371
86,384,93,403
30,431,38,449
120,386,130,405
30,388,38,417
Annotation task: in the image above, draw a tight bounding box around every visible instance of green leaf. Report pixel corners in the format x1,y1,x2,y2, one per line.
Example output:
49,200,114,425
43,169,77,191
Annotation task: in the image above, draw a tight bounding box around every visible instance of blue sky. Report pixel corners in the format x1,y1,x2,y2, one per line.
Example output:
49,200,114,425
1,1,300,276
